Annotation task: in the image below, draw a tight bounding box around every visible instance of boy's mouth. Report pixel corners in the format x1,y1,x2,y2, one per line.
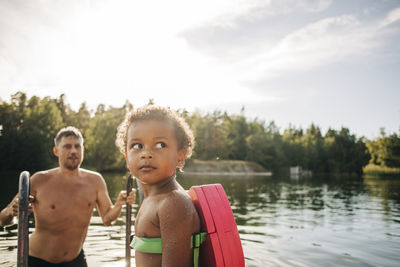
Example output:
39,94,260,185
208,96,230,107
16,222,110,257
139,165,156,171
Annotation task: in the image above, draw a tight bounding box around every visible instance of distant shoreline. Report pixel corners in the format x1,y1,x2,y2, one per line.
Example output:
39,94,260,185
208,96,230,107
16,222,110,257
183,171,272,176
363,164,400,177
183,159,271,176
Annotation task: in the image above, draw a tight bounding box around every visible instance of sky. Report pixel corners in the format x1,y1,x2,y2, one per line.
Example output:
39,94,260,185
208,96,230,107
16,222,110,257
0,0,399,139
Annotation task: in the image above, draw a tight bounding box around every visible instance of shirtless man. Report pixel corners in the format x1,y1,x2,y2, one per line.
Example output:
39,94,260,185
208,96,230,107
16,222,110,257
26,126,135,266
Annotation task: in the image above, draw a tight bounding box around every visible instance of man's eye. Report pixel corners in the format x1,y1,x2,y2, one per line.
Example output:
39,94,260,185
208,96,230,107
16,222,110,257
155,142,166,149
132,143,143,149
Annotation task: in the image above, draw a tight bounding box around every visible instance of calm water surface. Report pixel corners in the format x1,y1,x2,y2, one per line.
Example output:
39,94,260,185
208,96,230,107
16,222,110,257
1,172,399,266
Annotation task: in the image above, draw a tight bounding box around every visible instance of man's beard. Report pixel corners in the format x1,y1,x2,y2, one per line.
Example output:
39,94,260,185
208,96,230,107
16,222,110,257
64,157,80,170
65,163,79,170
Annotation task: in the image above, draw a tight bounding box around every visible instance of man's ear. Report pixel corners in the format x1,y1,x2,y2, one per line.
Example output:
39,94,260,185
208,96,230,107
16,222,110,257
53,147,58,157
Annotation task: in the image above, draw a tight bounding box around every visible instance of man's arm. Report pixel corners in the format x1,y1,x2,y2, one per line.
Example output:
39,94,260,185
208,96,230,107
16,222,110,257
95,175,136,226
0,194,18,226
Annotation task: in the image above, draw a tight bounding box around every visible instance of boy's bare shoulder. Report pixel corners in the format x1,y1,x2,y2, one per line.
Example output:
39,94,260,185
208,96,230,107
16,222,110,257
159,189,195,217
157,188,200,236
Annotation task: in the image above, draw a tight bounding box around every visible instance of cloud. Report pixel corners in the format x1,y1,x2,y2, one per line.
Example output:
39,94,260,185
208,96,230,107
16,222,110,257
237,15,373,81
0,0,398,118
379,7,400,28
180,0,333,61
181,4,400,88
189,0,332,28
224,5,400,86
0,0,335,90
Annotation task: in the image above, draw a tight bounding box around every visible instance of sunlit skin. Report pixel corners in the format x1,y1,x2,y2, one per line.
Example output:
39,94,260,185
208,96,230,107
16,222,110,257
125,120,200,267
0,194,33,226
28,135,135,263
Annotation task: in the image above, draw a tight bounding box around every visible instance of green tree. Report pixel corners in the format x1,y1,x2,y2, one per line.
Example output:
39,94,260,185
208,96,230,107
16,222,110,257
68,102,92,135
84,105,127,171
282,125,305,168
366,129,400,168
301,124,325,172
226,114,249,160
262,121,284,172
324,127,368,174
188,111,230,160
0,92,63,171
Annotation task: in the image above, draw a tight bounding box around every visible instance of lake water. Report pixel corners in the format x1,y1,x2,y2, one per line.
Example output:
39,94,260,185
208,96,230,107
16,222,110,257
1,172,399,266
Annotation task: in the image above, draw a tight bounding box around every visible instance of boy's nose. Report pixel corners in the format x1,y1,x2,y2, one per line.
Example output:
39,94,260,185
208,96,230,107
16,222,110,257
140,149,153,159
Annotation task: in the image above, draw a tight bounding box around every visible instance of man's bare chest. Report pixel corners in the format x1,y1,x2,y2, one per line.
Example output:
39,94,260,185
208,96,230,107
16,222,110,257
33,181,97,219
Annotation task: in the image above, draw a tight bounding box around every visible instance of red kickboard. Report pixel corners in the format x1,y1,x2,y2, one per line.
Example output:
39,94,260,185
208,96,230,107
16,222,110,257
188,184,245,267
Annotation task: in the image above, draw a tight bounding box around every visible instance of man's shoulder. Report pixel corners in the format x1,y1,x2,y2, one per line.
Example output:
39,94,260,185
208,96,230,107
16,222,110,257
79,168,102,178
31,168,57,180
29,169,59,190
79,169,105,186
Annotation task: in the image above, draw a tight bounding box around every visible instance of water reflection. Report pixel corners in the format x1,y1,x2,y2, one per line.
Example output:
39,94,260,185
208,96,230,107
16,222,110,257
180,174,400,267
1,172,400,266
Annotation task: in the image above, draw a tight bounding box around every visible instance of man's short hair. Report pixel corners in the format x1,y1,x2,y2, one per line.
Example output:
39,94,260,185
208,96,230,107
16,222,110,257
54,126,83,146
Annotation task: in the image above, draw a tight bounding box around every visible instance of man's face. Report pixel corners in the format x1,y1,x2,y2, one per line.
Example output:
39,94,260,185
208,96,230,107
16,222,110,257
54,136,84,170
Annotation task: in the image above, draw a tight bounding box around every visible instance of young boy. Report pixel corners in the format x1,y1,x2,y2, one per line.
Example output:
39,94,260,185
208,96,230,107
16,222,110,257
116,106,201,267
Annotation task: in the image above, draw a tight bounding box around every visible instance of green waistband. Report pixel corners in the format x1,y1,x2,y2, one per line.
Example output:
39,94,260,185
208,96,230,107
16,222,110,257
131,232,206,267
131,236,162,254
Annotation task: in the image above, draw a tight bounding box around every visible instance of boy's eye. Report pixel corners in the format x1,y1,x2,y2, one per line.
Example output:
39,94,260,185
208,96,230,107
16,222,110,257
132,143,143,149
155,142,166,149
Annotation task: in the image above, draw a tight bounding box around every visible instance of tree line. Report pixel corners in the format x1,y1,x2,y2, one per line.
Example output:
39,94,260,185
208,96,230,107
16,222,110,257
1,92,399,175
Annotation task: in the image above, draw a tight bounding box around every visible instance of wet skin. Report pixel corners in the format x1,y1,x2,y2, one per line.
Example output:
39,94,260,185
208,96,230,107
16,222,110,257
125,120,200,267
28,135,135,263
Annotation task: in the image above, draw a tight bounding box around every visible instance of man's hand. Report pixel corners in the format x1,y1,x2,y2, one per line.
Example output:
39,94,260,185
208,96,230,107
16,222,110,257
14,194,34,215
1,194,19,226
115,190,136,207
28,195,35,215
10,194,19,217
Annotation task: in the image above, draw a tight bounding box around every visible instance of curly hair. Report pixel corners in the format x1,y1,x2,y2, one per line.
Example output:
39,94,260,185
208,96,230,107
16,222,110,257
116,106,194,159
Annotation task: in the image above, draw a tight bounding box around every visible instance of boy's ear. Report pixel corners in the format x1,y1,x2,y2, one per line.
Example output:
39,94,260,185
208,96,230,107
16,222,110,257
177,160,185,169
177,149,186,168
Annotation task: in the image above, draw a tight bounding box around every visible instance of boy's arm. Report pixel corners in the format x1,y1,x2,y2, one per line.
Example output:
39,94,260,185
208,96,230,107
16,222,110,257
0,194,18,226
95,175,136,226
159,193,198,266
